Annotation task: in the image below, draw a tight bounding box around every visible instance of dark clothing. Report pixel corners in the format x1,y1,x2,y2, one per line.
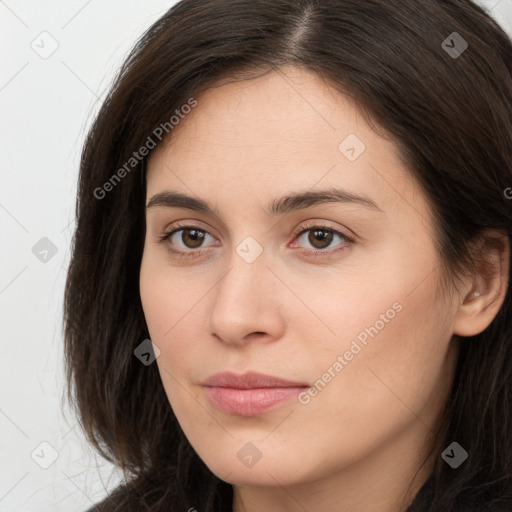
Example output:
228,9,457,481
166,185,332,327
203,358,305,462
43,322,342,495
85,472,510,512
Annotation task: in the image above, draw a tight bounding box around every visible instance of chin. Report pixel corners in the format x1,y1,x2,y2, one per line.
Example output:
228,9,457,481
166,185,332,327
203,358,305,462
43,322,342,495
195,439,322,488
208,460,302,487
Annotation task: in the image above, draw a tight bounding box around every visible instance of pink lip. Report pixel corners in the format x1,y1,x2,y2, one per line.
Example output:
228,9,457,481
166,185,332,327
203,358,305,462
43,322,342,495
203,371,308,416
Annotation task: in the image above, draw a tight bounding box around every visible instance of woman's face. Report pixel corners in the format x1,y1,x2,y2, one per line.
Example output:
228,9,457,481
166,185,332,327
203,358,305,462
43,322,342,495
140,67,461,495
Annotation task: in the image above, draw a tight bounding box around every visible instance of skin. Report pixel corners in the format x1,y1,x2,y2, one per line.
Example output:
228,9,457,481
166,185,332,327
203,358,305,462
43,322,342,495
139,66,508,512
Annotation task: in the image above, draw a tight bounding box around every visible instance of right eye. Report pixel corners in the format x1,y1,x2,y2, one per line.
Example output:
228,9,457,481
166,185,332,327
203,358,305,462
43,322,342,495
159,224,219,257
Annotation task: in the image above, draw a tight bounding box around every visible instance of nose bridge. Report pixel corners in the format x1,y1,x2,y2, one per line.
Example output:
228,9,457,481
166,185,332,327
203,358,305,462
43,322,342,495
218,233,269,301
208,242,283,344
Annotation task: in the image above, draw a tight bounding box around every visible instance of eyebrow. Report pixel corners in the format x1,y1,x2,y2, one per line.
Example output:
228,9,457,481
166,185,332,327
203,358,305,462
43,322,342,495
146,187,382,216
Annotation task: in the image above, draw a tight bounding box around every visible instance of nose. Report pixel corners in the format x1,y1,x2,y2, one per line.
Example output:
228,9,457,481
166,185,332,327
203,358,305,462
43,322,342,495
208,247,285,347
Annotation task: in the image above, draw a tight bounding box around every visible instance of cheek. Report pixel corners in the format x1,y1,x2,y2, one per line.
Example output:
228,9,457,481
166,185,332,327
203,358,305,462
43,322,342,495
139,249,208,340
139,251,211,402
302,269,454,436
293,244,453,410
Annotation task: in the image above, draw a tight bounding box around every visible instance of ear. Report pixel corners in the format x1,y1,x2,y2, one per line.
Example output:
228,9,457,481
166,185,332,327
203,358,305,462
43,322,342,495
453,231,509,337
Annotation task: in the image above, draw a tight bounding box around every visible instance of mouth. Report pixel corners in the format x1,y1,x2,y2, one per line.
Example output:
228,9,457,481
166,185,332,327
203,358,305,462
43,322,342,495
202,371,309,416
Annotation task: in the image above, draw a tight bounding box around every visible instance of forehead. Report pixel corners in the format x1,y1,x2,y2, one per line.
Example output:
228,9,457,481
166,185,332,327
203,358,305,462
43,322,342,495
145,67,427,223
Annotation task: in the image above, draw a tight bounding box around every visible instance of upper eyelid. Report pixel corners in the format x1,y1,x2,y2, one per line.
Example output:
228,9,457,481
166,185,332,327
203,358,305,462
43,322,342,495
163,221,216,237
162,220,346,236
294,221,355,240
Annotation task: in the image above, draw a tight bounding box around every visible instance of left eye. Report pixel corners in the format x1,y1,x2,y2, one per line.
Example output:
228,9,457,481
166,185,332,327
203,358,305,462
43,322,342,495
295,227,348,250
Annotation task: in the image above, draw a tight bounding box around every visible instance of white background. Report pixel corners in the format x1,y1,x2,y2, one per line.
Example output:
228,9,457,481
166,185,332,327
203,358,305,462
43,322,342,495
1,1,511,510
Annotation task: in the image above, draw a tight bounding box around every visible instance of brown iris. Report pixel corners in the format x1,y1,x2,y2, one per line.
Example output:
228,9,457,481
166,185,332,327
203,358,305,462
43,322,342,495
180,228,206,248
308,228,333,249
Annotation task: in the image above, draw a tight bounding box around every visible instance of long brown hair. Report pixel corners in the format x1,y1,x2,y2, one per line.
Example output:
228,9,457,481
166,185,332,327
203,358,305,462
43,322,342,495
64,1,512,510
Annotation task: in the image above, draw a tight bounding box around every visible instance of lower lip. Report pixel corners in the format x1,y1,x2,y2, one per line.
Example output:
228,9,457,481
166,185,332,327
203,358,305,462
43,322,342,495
205,386,306,416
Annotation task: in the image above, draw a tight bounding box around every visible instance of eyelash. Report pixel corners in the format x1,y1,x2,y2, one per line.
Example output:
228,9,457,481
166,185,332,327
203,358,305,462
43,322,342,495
158,221,355,259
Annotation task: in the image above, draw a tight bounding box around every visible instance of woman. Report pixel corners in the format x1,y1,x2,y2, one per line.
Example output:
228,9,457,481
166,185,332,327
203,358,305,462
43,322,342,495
64,0,512,510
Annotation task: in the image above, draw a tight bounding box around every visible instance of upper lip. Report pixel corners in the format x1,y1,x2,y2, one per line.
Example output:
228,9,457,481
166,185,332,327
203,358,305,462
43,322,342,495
203,371,308,389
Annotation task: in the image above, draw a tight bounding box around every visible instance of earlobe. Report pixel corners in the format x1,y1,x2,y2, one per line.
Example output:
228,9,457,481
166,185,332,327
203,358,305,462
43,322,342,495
452,232,509,337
